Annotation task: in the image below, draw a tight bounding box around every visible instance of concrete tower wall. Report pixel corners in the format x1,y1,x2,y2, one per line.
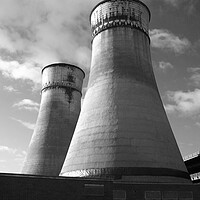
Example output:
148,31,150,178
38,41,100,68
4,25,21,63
61,0,190,183
22,63,84,176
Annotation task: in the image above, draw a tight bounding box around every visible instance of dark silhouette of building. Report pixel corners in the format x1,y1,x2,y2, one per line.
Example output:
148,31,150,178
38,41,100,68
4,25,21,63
0,173,200,200
184,151,200,183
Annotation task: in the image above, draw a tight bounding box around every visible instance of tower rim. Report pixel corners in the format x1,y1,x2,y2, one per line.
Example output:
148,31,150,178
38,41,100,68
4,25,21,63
41,63,85,78
89,0,151,23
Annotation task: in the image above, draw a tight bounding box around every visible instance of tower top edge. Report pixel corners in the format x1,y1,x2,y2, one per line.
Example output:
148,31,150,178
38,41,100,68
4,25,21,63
41,63,85,78
90,0,151,22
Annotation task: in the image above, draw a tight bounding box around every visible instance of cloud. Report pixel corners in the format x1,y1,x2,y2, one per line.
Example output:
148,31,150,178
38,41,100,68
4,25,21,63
12,118,35,130
187,67,200,73
3,85,18,92
150,29,191,54
163,0,180,6
0,146,17,154
0,28,18,53
13,99,39,112
147,0,196,12
196,122,200,127
179,142,194,147
158,61,174,71
187,67,200,87
190,74,200,87
164,104,176,113
0,145,26,173
161,0,197,16
0,60,41,84
0,0,99,71
0,0,102,90
14,151,27,162
165,89,200,116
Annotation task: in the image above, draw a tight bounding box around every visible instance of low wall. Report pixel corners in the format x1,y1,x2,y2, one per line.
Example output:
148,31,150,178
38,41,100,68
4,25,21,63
0,173,200,200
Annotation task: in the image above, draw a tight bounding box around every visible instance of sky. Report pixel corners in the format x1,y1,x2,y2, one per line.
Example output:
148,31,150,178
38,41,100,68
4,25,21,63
0,0,199,173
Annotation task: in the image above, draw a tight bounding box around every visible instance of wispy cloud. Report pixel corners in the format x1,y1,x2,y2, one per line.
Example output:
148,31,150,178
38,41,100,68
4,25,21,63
13,99,39,112
158,61,174,71
3,85,18,93
187,67,200,87
190,74,200,87
150,29,191,54
196,122,200,127
187,67,200,73
161,0,197,16
146,0,196,12
163,0,180,6
12,118,35,130
179,142,194,147
0,60,41,84
0,145,26,173
165,89,200,116
14,151,27,163
0,146,17,154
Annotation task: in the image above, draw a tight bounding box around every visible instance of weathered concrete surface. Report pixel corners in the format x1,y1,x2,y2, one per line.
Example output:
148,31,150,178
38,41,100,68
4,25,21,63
61,0,190,183
22,63,84,176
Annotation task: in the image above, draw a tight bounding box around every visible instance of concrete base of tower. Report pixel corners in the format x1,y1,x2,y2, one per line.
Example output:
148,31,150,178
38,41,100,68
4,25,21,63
61,167,191,184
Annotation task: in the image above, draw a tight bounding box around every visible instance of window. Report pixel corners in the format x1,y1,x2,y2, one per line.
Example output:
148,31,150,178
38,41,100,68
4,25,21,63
84,184,104,197
162,191,178,200
113,190,126,200
179,191,193,200
145,191,161,200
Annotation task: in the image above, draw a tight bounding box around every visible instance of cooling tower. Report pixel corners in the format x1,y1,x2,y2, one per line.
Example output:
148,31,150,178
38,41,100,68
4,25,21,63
22,63,85,176
61,0,190,183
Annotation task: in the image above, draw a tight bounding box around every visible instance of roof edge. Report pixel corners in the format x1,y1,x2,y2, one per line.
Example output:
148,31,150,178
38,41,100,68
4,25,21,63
41,63,85,78
89,0,151,23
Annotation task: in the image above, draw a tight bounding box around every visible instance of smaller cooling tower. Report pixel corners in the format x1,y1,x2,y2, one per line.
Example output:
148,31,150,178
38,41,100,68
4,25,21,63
22,63,85,176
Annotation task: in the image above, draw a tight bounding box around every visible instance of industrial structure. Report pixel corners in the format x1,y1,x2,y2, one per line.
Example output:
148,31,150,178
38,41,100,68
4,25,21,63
22,63,85,176
184,151,200,183
5,0,199,199
1,173,200,200
61,0,190,184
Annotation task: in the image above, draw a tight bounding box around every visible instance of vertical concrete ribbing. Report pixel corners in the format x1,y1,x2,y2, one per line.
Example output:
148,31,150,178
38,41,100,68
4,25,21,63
22,63,84,176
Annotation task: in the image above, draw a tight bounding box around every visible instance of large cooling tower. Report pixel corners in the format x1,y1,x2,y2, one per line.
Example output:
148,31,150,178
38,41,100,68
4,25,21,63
61,0,190,183
22,63,85,176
